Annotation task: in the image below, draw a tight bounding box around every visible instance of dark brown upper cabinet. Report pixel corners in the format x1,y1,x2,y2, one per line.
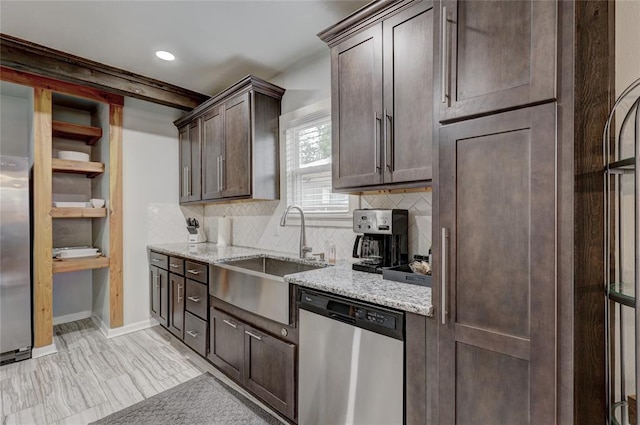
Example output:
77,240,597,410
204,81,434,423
439,0,557,122
179,123,201,203
174,76,284,204
320,0,435,191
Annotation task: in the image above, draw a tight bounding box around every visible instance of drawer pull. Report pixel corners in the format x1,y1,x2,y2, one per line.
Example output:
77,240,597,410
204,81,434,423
245,330,262,341
186,330,199,338
187,296,201,303
151,258,161,263
187,269,201,275
222,319,237,329
178,284,183,303
170,264,180,269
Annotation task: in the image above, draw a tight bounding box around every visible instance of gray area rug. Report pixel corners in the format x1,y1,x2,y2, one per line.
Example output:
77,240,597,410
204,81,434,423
90,373,282,425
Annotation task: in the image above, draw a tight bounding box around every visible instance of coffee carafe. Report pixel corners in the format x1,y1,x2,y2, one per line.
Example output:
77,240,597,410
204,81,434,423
352,209,409,274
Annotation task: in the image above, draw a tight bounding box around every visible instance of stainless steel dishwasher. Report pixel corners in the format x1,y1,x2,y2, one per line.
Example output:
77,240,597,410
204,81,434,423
298,288,404,425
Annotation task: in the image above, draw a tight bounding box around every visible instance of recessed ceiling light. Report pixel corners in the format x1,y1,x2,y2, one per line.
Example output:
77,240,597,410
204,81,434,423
155,51,175,61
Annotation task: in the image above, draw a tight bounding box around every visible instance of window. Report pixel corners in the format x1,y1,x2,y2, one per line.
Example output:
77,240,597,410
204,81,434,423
282,100,356,219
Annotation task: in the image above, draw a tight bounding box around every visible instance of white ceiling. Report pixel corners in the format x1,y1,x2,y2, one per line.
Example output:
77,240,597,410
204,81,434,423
0,1,368,96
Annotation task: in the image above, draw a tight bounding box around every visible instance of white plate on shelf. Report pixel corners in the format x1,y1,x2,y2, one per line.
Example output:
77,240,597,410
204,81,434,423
58,254,101,261
58,151,90,162
55,248,100,258
53,202,89,208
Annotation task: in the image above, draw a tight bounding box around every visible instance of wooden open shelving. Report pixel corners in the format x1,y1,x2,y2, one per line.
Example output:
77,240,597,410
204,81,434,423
50,207,107,218
52,157,104,177
52,120,102,145
52,255,110,274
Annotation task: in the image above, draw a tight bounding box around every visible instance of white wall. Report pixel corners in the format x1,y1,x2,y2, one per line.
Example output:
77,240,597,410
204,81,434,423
122,98,183,326
0,84,31,157
614,0,640,403
270,51,331,115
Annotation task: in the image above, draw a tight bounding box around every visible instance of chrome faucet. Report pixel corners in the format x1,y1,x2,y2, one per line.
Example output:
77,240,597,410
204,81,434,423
280,204,312,259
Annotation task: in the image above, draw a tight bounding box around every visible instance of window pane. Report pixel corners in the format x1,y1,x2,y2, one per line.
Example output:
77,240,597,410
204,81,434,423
286,114,349,213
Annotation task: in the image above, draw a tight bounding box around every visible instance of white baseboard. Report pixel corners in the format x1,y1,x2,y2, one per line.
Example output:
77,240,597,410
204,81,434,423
91,314,158,339
53,310,93,325
31,342,57,359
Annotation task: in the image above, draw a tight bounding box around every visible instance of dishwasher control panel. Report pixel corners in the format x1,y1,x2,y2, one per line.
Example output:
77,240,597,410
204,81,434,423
355,308,396,330
298,288,404,340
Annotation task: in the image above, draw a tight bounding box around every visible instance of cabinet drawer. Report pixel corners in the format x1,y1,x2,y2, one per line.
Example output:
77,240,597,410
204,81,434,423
149,251,168,270
184,312,207,356
169,257,184,275
185,261,208,283
186,279,208,319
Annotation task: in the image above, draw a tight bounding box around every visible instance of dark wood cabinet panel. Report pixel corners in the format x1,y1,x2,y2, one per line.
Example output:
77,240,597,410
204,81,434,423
438,104,556,424
185,260,207,284
440,0,556,121
383,0,434,184
150,265,169,327
331,23,383,189
244,325,296,420
169,256,184,275
222,92,251,198
185,279,207,320
178,125,190,203
209,308,245,383
201,106,224,200
184,311,207,357
168,273,185,339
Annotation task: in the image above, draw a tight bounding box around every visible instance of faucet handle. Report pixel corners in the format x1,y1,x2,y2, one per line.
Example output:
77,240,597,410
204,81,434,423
310,252,325,261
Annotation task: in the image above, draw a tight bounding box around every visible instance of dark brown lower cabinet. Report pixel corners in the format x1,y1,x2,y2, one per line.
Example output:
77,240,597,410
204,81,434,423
437,104,556,424
209,308,244,382
244,324,296,420
168,273,184,338
184,311,207,357
149,265,168,327
209,307,296,421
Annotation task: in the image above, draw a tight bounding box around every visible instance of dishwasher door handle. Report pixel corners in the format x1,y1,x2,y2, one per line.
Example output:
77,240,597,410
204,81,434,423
328,313,356,325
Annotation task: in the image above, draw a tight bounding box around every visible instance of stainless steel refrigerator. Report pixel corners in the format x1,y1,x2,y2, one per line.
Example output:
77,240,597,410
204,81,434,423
0,155,32,363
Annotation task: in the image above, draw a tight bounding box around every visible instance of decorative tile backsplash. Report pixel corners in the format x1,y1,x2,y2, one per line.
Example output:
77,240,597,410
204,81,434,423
147,203,204,244
202,191,432,261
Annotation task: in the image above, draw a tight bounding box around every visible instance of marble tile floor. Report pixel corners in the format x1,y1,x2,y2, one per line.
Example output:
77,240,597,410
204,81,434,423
0,319,286,425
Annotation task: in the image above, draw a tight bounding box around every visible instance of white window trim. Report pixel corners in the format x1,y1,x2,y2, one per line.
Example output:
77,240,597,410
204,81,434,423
279,98,359,228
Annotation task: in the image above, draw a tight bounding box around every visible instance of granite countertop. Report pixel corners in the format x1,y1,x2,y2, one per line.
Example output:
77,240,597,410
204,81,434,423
147,242,433,317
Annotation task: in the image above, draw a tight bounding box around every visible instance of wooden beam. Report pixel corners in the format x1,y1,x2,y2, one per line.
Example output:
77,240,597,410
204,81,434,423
1,34,208,110
1,66,124,106
33,88,53,348
109,104,124,328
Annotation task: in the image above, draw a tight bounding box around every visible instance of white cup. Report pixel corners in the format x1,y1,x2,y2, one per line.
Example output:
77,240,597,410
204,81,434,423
90,198,105,208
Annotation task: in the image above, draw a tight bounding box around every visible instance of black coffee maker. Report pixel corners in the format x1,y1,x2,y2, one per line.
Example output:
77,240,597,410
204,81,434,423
352,209,409,273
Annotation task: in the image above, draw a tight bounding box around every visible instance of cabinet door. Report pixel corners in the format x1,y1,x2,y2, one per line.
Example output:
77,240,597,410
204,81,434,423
168,273,184,339
201,106,224,200
178,125,190,203
222,92,251,198
244,325,296,420
149,266,160,320
209,308,245,382
439,0,556,121
438,104,556,424
158,267,169,327
187,119,202,201
331,23,383,189
383,0,434,184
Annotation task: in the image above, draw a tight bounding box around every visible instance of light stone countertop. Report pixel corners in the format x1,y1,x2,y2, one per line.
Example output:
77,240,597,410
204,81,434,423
147,242,433,317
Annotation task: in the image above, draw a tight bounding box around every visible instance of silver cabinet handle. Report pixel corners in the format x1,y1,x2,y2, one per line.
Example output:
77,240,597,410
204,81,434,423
186,330,199,338
441,227,449,325
187,296,201,303
220,156,225,190
187,269,201,275
222,319,237,329
151,258,161,263
217,156,221,192
385,109,393,171
155,274,161,288
374,112,382,172
170,263,179,268
441,6,449,104
187,166,192,196
183,167,188,196
178,283,183,303
245,330,262,341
